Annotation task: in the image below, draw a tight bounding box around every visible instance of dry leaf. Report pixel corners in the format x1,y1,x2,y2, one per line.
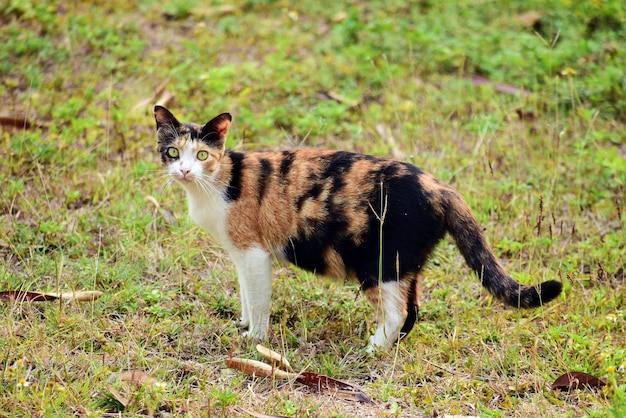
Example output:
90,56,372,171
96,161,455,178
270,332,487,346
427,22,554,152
118,370,155,387
226,357,293,380
106,384,131,407
106,370,159,409
227,347,374,404
296,371,374,404
50,291,104,302
191,5,239,18
0,290,103,302
256,344,294,372
227,357,373,403
319,91,360,107
0,115,34,130
551,371,607,391
0,291,57,302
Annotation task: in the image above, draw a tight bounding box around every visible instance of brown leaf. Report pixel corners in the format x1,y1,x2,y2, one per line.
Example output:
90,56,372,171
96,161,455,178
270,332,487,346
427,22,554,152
51,291,104,302
296,372,374,404
227,351,374,404
255,344,294,372
0,290,103,303
551,371,607,391
318,91,360,107
106,384,131,407
105,370,163,409
226,357,293,380
0,291,58,302
0,115,34,130
191,5,239,18
118,370,155,388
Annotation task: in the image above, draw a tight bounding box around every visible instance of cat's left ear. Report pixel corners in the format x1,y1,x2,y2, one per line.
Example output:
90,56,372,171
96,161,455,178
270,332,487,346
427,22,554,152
200,113,232,146
154,106,181,131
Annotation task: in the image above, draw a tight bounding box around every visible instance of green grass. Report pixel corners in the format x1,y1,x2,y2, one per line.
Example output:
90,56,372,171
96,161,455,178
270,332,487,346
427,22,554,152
1,0,625,416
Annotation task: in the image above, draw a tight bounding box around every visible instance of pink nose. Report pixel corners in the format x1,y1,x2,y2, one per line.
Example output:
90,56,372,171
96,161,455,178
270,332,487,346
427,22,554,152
180,169,190,177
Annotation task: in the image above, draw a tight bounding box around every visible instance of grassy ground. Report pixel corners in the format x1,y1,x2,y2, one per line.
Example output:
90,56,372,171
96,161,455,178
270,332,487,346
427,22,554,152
1,0,625,416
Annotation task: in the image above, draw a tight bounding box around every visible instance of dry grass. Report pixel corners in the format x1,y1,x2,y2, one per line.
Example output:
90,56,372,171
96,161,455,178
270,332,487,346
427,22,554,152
1,0,625,417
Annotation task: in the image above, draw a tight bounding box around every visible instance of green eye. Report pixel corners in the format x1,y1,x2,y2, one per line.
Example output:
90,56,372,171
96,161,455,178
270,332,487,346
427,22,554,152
197,150,209,161
166,147,179,158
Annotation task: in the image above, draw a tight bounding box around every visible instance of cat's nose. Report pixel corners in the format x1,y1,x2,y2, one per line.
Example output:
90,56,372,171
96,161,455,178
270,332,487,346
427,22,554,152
180,168,190,177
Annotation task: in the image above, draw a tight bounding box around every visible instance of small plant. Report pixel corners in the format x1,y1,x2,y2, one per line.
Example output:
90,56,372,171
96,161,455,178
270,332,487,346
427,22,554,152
210,388,238,417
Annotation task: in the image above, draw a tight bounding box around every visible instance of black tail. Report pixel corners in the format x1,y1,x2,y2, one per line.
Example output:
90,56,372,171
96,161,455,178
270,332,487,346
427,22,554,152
443,190,562,308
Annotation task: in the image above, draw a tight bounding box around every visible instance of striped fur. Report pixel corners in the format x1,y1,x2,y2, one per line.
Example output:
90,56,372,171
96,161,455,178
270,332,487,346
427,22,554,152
154,106,562,352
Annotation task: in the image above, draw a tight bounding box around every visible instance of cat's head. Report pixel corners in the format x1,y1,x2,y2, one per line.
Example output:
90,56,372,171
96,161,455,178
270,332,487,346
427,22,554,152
154,106,231,186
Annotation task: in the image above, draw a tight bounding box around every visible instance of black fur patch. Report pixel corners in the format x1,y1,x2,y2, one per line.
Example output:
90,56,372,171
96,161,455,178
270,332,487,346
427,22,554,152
279,151,295,178
257,158,273,204
350,164,445,290
296,183,323,212
400,277,419,337
225,151,245,202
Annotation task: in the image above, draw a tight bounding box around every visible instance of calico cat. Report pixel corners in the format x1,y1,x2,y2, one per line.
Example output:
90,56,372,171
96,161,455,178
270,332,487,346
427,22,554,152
153,106,562,353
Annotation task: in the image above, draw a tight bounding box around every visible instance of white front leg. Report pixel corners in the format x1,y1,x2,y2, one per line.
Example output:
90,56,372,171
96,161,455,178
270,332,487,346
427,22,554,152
231,246,273,340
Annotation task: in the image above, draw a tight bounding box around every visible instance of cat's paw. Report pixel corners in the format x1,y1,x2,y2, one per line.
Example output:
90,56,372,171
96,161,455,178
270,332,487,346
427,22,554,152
235,318,249,329
365,336,385,356
240,327,266,341
365,343,381,356
240,330,256,339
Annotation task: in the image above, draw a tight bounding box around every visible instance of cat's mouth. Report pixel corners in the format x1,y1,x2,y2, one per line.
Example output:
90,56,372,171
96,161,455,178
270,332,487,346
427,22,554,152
172,172,195,184
176,176,194,184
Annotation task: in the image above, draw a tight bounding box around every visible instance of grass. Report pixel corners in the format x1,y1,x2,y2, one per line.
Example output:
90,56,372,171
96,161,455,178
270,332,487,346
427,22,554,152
1,0,625,416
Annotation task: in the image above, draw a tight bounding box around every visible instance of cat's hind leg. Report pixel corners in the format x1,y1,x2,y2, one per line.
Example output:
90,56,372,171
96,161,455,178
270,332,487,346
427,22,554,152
364,280,410,354
399,273,422,339
231,246,273,340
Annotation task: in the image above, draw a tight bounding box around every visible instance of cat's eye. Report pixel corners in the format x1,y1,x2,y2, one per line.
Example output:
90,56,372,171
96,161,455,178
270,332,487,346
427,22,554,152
166,147,179,158
197,150,209,161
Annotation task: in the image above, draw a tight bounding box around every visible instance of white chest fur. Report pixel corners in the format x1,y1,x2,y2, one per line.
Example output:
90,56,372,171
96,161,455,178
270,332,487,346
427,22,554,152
185,186,233,250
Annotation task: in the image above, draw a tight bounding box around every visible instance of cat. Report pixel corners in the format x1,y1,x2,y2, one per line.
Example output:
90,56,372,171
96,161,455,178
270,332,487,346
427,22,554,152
153,105,562,353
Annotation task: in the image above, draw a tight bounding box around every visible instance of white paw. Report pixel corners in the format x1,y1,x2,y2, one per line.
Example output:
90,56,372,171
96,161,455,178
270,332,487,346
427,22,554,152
366,335,385,355
365,343,382,356
236,318,249,329
240,328,265,340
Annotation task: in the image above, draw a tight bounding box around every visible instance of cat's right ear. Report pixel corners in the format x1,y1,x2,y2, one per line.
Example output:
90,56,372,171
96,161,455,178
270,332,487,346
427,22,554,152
200,113,232,146
154,106,181,132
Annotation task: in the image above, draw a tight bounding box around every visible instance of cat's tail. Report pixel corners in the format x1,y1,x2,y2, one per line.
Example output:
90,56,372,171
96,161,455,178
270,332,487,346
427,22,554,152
443,189,562,308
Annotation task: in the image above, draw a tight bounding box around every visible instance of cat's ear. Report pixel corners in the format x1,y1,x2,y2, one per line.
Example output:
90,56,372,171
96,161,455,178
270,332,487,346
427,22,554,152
154,106,181,132
200,113,232,146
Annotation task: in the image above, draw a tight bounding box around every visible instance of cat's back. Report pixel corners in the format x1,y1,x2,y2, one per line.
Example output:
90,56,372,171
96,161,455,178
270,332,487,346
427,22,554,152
220,148,449,255
223,148,426,194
